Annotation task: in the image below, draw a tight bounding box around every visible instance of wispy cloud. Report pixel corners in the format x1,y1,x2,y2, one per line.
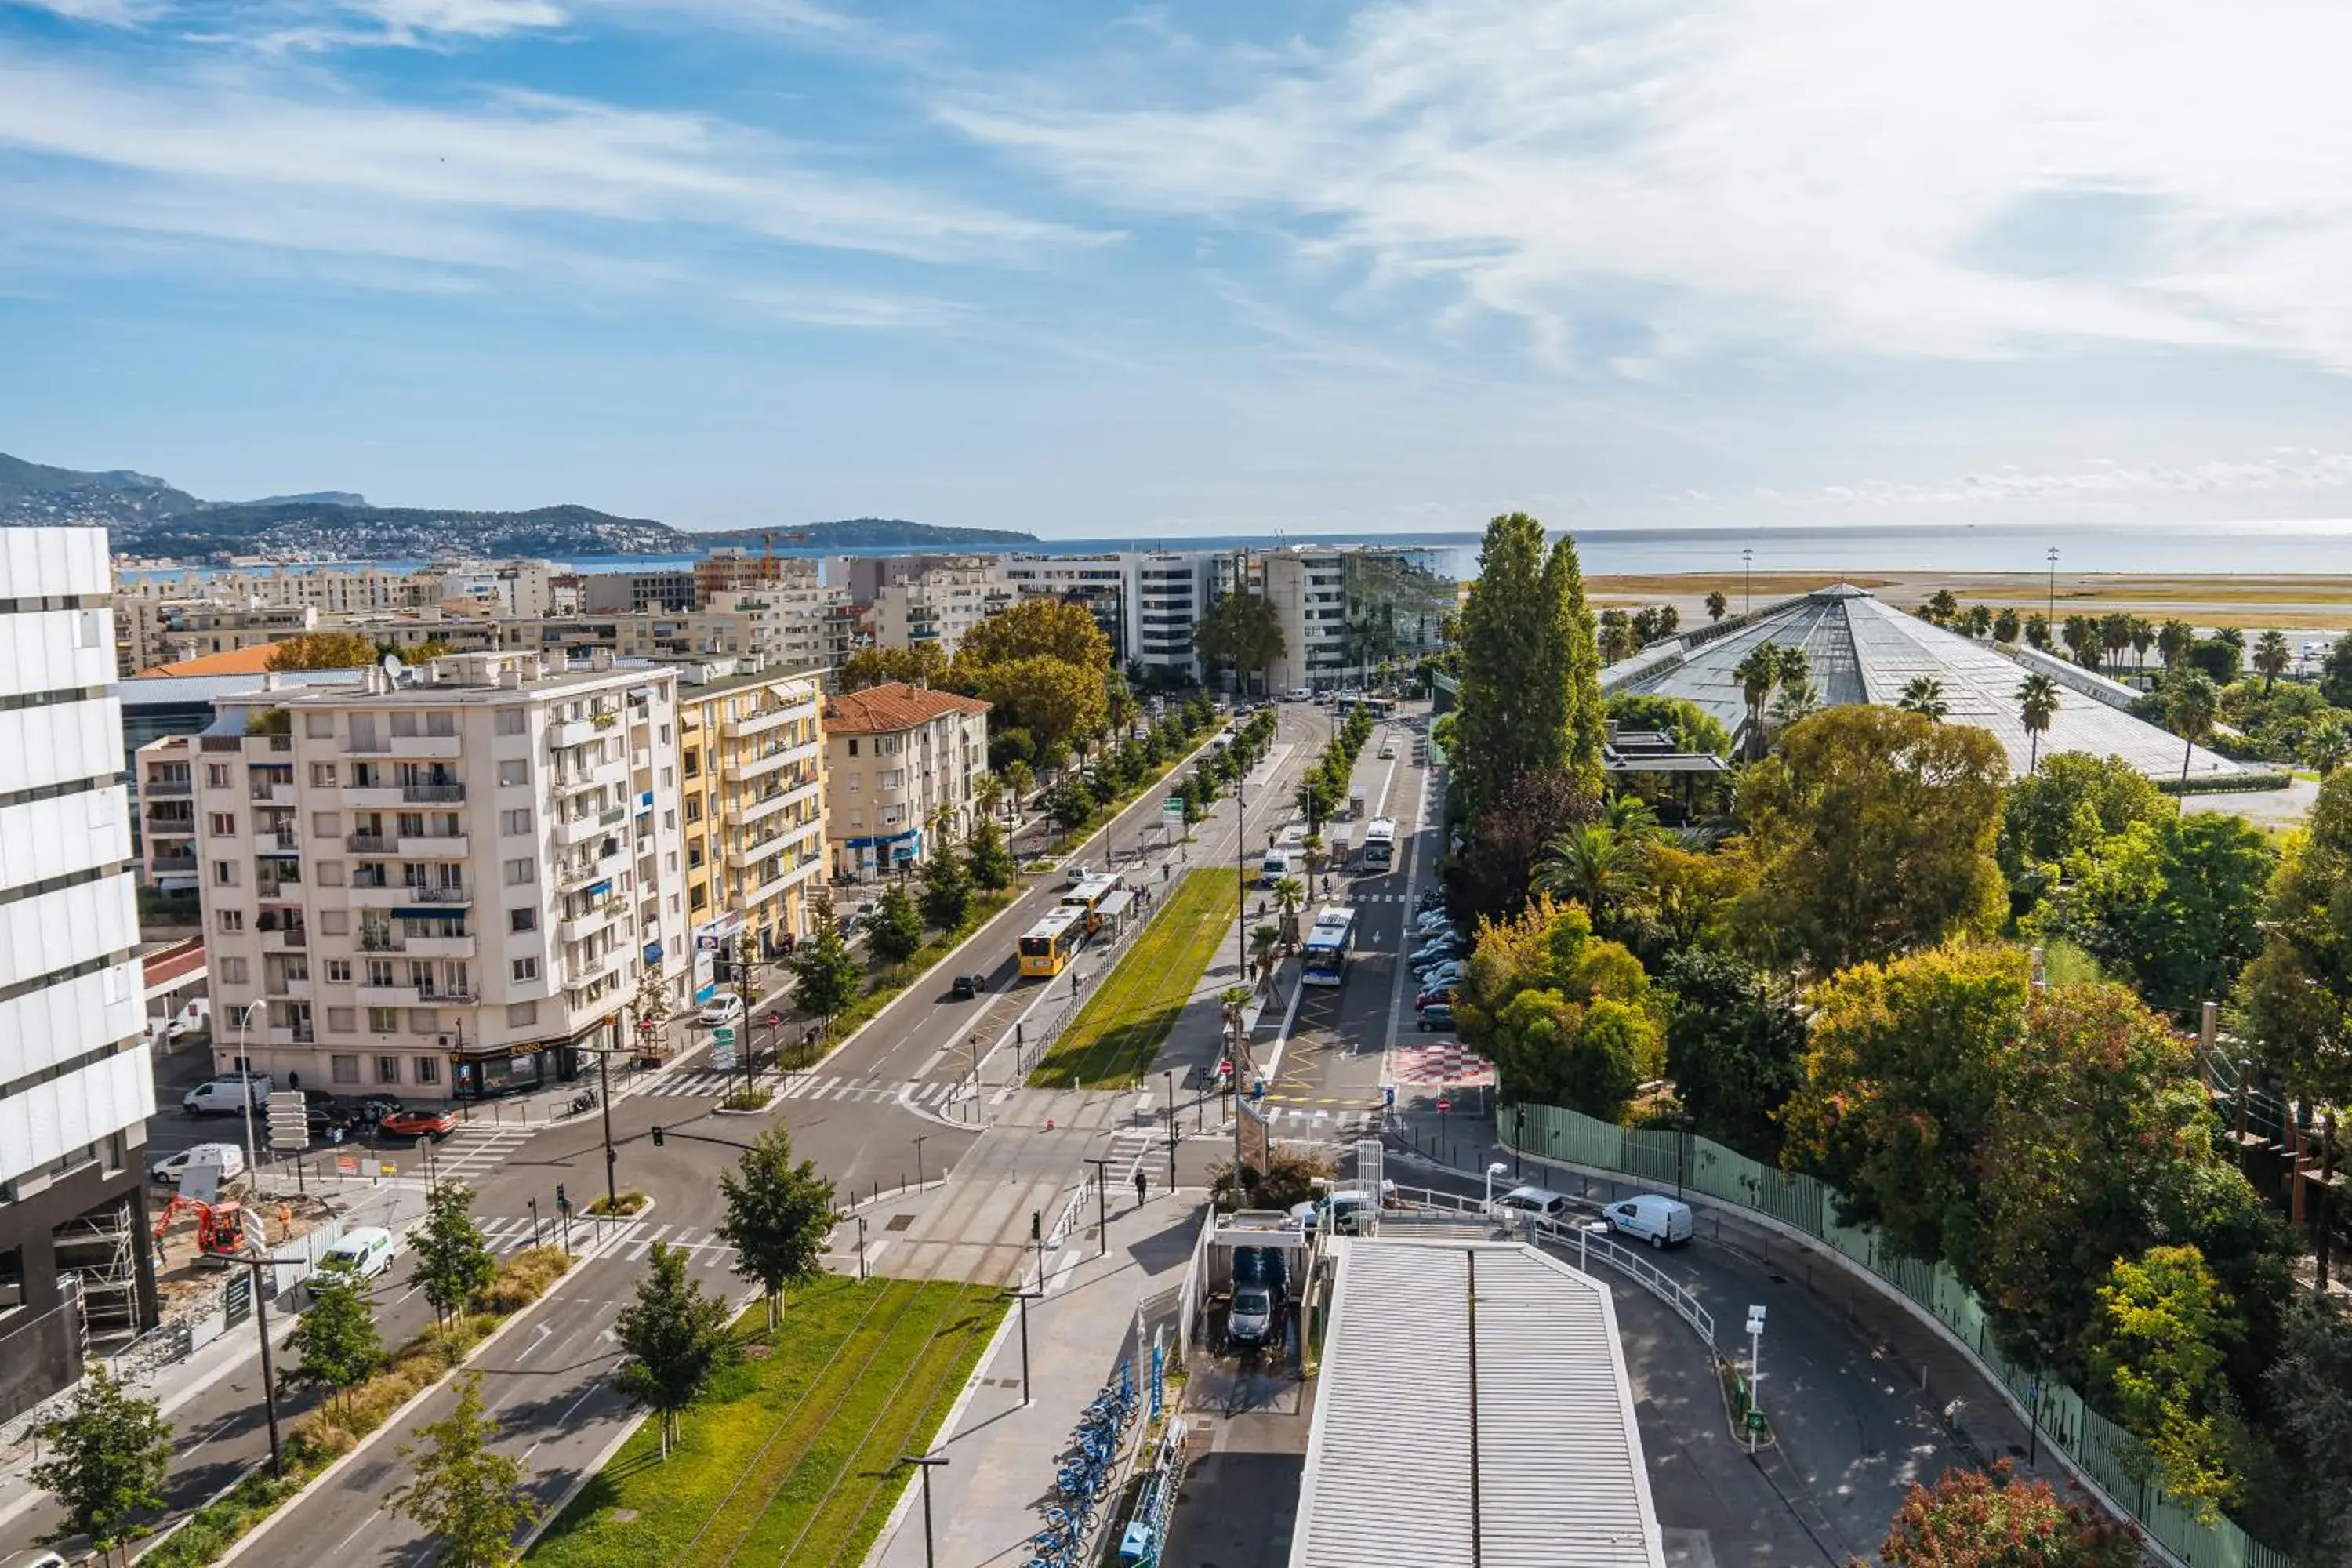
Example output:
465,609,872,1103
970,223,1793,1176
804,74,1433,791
943,0,2352,372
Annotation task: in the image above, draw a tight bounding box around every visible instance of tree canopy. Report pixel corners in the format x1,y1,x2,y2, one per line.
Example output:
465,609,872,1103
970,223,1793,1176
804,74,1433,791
956,596,1111,670
265,630,381,670
1189,590,1285,686
967,653,1106,759
1877,1463,2143,1568
1997,751,2172,882
840,642,949,692
1450,513,1603,823
715,1127,837,1330
2233,769,2352,1103
1461,899,1661,1122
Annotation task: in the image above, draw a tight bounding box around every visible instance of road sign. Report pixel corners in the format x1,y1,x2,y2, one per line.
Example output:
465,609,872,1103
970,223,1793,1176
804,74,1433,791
711,1025,737,1071
266,1090,309,1152
1162,796,1185,833
1436,1096,1452,1114
766,1011,782,1029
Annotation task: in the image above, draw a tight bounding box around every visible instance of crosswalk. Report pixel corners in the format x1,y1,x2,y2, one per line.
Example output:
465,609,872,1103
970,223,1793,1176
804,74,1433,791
631,1070,971,1107
472,1210,869,1272
426,1123,535,1182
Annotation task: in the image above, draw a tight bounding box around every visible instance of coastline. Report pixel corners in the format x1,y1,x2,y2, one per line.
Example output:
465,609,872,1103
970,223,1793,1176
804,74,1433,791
1588,570,2352,631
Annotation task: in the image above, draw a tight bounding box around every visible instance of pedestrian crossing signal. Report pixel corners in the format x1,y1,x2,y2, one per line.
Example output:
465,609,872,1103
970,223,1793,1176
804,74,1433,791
556,1184,569,1214
652,1125,666,1148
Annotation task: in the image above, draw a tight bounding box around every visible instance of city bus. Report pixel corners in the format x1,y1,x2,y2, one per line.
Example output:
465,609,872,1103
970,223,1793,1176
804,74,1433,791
1301,906,1356,986
1058,873,1125,934
1359,818,1397,873
1018,906,1090,978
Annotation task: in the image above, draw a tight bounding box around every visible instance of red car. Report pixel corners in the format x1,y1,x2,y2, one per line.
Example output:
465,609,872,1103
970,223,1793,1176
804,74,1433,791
379,1107,461,1141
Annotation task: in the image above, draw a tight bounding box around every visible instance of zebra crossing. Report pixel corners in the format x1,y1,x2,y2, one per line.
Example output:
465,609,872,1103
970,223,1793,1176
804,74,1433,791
425,1123,535,1181
630,1069,971,1107
473,1210,867,1271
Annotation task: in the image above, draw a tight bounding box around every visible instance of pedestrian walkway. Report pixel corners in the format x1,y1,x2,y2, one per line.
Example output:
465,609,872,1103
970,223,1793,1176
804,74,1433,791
425,1121,535,1181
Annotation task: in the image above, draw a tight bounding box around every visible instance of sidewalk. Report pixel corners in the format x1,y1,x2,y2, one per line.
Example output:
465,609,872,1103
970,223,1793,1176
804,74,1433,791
869,1188,1197,1568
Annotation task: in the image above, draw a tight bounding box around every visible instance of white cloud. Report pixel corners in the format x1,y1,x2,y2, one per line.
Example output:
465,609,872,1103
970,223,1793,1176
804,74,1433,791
943,0,2352,372
10,0,169,21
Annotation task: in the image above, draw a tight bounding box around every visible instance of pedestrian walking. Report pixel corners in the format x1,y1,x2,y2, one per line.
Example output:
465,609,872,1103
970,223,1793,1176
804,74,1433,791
1134,1169,1149,1208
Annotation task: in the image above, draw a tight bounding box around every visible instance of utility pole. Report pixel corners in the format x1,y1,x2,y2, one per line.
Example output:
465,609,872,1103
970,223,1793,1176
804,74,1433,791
1085,1156,1113,1256
1005,1283,1040,1404
241,1253,284,1477
896,1454,948,1568
1741,547,1753,615
599,1036,618,1210
2046,546,2059,624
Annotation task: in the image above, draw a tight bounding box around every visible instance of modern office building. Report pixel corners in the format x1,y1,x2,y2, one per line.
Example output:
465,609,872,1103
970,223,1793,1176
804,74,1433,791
582,570,698,615
189,651,691,1102
1001,554,1130,662
0,528,159,1424
1216,545,1453,693
999,550,1220,684
821,681,989,877
676,662,829,985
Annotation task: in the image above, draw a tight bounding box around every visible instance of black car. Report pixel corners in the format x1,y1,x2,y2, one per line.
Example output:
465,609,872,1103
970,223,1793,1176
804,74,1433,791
950,973,988,1000
1416,889,1448,913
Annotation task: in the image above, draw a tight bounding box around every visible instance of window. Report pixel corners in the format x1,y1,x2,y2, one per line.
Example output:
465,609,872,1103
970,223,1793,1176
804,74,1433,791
206,764,230,789
415,1055,441,1084
0,1246,22,1313
689,884,708,910
305,713,333,738
498,760,528,786
879,769,904,790
367,960,394,987
502,808,532,836
310,762,337,787
312,811,340,835
319,911,348,935
377,1055,402,1084
327,1007,356,1032
509,906,537,933
216,909,245,935
212,860,237,886
846,738,858,757
367,1007,397,1033
495,709,526,736
331,1054,360,1083
325,960,352,983
209,812,238,836
220,956,249,984
511,956,539,982
316,861,344,886
408,1010,438,1034
390,711,418,738
848,775,860,793
503,858,535,886
684,797,702,824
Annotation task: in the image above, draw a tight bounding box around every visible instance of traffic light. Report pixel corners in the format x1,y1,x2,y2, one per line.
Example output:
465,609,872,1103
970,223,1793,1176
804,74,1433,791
1031,1210,1041,1243
555,1183,569,1214
651,1124,665,1148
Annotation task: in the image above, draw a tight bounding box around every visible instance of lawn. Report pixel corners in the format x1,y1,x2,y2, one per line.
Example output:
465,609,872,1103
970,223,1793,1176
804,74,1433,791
527,1276,1003,1568
1026,869,1235,1089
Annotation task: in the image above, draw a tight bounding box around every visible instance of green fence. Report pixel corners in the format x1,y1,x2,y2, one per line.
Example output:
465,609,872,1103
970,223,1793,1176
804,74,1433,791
1503,1101,2292,1568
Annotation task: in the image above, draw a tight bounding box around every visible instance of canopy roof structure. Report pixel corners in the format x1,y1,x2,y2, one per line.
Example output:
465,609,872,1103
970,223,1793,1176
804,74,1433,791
1601,584,2242,782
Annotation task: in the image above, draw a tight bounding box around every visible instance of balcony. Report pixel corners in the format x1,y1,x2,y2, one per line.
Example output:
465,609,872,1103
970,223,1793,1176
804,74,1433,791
737,776,821,828
399,833,470,859
721,699,817,741
269,827,300,852
347,832,396,855
550,717,615,750
402,934,477,959
556,811,612,848
260,925,309,952
143,778,192,797
148,853,198,875
356,984,419,1007
349,884,408,908
738,738,821,786
358,927,406,952
408,884,473,906
566,946,624,993
265,1025,317,1047
558,902,622,945
744,855,822,910
388,733,463,758
248,781,295,806
266,975,313,1001
404,782,466,804
630,748,651,771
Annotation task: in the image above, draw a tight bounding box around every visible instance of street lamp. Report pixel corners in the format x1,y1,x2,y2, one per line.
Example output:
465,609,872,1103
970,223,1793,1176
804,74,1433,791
913,1134,929,1192
1745,1305,1768,1452
896,1453,949,1568
1483,1160,1508,1214
232,1000,263,1195
1004,1283,1040,1404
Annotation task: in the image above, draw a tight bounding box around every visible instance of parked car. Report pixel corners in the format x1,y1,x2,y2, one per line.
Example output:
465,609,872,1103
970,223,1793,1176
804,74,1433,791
1604,1193,1695,1249
1378,741,1397,759
1228,1247,1288,1348
309,1225,396,1290
1490,1185,1573,1221
379,1107,461,1141
1411,933,1462,958
695,995,746,1029
148,1142,246,1187
165,998,212,1040
1416,888,1447,911
1417,1002,1457,1032
3,1548,71,1568
949,973,989,1000
1414,984,1457,1010
304,1102,357,1143
1417,963,1466,989
341,1094,402,1130
1412,912,1453,935
182,1075,270,1116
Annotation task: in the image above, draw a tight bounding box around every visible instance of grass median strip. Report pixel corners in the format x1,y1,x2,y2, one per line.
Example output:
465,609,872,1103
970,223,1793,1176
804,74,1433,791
1027,868,1233,1089
525,1276,1003,1568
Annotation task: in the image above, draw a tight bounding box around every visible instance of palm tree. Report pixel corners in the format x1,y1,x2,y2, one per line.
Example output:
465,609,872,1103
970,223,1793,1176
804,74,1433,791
1272,875,1307,948
1964,604,1993,640
2129,617,2154,673
2100,612,2133,675
2254,629,2292,693
1532,823,1642,924
1733,642,1783,760
1769,677,1820,728
1602,794,1660,842
2303,715,2350,777
1896,677,1948,722
1248,923,1282,993
2016,673,2060,773
1993,607,2021,644
2158,619,2195,671
974,771,1004,822
2024,612,2052,652
1003,760,1035,819
1704,590,1728,622
2164,672,2221,786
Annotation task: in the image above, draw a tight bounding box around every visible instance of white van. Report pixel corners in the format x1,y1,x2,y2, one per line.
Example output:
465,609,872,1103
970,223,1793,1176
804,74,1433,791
1603,1193,1694,1249
182,1074,271,1116
1490,1185,1573,1221
148,1142,247,1188
1258,848,1294,887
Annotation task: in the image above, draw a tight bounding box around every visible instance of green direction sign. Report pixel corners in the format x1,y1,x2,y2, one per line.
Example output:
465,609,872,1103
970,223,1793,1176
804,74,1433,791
712,1027,735,1044
710,1025,737,1070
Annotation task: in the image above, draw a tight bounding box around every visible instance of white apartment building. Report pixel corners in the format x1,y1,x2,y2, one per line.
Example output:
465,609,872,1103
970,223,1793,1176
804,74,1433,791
842,557,1012,656
192,651,691,1102
821,681,989,876
0,528,158,1422
1001,550,1218,683
1218,546,1454,693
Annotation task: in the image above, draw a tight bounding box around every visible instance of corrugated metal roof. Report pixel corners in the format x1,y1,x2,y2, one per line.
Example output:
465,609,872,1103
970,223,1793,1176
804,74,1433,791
1290,1240,1665,1568
1600,584,2242,782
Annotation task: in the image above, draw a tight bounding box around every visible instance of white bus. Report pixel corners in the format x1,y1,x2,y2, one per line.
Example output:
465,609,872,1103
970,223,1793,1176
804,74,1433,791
1359,818,1397,873
1301,906,1356,986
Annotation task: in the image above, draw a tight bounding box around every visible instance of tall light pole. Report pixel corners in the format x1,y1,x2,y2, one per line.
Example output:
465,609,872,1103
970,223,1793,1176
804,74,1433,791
896,1453,949,1568
1741,547,1753,615
1085,1155,1113,1256
1004,1283,1040,1404
2046,546,2059,624
233,1000,263,1194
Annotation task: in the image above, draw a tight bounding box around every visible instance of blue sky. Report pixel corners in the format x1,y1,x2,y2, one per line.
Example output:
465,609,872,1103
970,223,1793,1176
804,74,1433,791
5,1,2352,539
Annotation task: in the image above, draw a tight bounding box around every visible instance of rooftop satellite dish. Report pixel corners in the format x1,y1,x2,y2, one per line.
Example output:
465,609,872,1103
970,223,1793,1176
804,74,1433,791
382,653,406,684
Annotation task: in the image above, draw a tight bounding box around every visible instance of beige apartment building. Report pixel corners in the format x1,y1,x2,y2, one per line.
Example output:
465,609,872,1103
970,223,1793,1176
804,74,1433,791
189,652,690,1101
677,662,828,996
821,681,989,877
845,557,1012,656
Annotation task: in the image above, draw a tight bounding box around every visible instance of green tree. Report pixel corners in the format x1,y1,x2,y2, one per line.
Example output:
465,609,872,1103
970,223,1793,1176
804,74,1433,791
957,597,1111,670
2234,770,2352,1105
2161,670,2222,783
2254,628,2293,692
866,884,922,965
614,1240,737,1459
2088,1245,2242,1520
2015,672,2060,773
413,1179,497,1332
964,816,1014,891
1002,758,1035,812
2302,712,2352,776
1964,603,1994,639
1604,693,1733,757
388,1371,538,1566
2187,638,2241,685
2024,611,2052,651
1530,822,1643,927
971,654,1107,761
263,630,381,671
2157,617,2196,671
1925,588,1960,622
1733,641,1785,760
1451,514,1603,822
839,642,949,692
2266,1297,2352,1563
31,1367,172,1566
282,1273,386,1414
789,917,862,1023
1877,1462,2143,1568
1271,875,1307,947
1896,676,1948,721
1043,776,1094,831
1189,590,1286,690
1657,948,1805,1160
716,1127,837,1329
917,842,972,929
1704,590,1727,622
2026,814,2274,1014
2100,611,2133,673
1734,706,2008,976
1993,606,2021,644
1995,751,2172,881
1462,900,1660,1121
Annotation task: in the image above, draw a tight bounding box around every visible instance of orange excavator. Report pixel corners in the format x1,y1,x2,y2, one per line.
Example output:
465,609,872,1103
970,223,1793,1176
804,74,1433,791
153,1195,251,1262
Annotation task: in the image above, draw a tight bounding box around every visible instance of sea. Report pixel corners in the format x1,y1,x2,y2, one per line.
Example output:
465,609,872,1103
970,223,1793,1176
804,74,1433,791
121,518,2352,586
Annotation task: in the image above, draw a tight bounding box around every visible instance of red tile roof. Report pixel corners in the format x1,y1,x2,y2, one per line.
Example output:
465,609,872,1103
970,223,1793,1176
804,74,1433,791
133,644,283,677
822,681,989,735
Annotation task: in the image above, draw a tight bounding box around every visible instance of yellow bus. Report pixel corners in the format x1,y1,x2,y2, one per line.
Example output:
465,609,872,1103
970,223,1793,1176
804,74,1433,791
1058,873,1125,934
1018,906,1090,978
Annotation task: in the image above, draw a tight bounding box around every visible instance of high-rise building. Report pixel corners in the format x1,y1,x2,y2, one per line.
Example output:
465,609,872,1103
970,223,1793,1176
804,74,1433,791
1244,546,1454,693
821,681,989,877
676,662,829,978
581,570,697,615
191,651,690,1102
0,528,158,1423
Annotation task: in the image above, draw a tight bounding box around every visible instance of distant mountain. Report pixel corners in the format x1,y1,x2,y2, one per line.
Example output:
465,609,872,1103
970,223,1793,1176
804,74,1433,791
0,452,1036,560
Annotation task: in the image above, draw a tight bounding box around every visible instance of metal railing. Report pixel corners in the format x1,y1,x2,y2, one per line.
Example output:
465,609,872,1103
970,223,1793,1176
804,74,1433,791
347,833,394,853
402,783,465,804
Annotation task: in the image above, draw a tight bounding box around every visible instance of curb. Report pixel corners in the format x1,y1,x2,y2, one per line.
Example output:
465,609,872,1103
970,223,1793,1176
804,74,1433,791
858,1287,1026,1568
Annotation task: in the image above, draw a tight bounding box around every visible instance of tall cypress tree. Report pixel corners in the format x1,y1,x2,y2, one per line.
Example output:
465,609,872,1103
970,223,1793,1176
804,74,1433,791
1544,535,1606,796
1453,512,1551,823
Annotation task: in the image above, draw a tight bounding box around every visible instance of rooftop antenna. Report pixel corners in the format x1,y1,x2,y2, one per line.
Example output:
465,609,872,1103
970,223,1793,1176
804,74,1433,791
382,652,406,686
